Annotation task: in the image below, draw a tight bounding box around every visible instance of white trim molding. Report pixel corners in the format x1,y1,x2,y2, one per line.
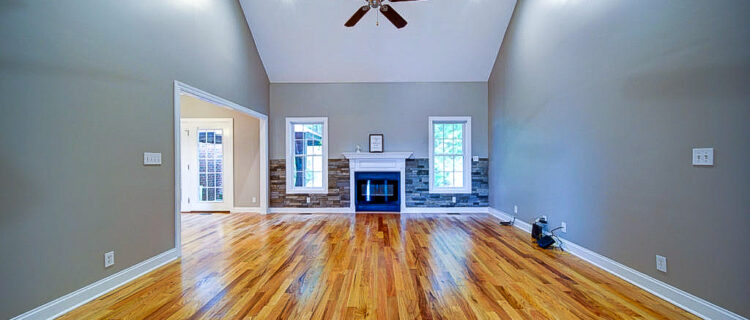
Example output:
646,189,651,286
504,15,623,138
487,207,746,320
11,249,178,320
285,117,329,194
428,116,472,194
230,207,265,214
268,207,353,214
402,207,489,214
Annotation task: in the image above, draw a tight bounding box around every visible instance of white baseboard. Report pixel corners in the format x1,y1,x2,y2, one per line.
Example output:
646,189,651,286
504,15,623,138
402,207,489,214
230,207,264,214
267,207,490,215
487,207,745,320
11,248,179,320
267,207,354,214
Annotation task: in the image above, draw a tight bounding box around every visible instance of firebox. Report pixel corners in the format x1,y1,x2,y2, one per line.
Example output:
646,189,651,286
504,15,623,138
355,172,400,212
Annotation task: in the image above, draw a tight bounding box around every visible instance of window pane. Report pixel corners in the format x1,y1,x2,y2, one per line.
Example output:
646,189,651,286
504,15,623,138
435,123,444,140
455,124,463,140
454,138,463,154
206,132,214,143
312,156,322,171
295,156,304,171
454,172,464,188
304,156,314,171
199,174,206,187
201,188,207,201
215,159,222,172
207,160,215,172
305,172,314,187
445,156,454,172
294,139,304,155
312,172,323,188
294,124,304,133
207,188,215,201
454,156,463,173
216,188,223,201
434,156,445,172
215,133,222,144
207,174,215,187
216,173,222,187
445,172,455,187
295,172,304,187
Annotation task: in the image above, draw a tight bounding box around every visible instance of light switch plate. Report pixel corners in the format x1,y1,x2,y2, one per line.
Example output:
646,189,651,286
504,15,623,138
472,155,479,162
144,152,162,165
692,148,713,166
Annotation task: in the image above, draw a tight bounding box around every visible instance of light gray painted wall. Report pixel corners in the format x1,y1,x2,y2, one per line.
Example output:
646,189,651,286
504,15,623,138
0,1,268,318
270,82,488,159
488,0,750,316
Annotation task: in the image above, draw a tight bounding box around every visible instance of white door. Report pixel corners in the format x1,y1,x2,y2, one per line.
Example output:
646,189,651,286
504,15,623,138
180,118,234,212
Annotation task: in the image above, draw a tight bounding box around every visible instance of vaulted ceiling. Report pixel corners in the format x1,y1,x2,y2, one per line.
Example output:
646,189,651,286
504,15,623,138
240,0,516,83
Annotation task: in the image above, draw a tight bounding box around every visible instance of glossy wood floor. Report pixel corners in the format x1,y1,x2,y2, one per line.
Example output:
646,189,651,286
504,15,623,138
61,213,697,319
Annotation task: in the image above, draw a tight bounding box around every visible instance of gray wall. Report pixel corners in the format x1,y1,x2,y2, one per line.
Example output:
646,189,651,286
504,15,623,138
270,83,488,159
181,95,261,207
0,1,268,318
488,0,750,316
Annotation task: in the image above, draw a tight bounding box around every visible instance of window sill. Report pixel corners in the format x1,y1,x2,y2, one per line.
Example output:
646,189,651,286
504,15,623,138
429,188,472,195
286,188,329,195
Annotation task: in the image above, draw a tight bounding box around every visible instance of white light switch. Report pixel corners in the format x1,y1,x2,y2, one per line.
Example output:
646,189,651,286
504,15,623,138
692,148,713,166
144,152,162,165
656,255,667,273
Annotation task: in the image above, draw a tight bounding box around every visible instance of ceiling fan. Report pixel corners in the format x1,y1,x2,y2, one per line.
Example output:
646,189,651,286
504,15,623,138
345,0,423,29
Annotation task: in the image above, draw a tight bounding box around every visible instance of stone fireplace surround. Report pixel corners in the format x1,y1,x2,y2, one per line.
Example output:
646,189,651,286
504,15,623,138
269,152,489,213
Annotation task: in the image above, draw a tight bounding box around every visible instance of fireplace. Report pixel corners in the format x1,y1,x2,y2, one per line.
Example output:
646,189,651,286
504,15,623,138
355,172,400,212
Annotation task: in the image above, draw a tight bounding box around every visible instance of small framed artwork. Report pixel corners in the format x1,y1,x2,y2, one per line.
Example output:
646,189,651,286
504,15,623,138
369,134,384,153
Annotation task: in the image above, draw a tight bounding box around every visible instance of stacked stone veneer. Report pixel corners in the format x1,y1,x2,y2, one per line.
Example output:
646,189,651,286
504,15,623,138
270,159,351,208
404,158,489,207
269,158,489,209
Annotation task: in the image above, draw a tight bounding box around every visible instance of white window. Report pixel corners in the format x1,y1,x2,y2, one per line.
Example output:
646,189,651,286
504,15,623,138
285,117,328,194
429,116,472,194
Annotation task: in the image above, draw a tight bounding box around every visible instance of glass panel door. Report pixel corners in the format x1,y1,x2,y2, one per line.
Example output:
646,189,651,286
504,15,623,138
198,129,224,202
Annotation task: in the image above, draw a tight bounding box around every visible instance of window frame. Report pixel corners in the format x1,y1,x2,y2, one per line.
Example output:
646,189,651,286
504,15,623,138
285,117,329,194
428,116,472,194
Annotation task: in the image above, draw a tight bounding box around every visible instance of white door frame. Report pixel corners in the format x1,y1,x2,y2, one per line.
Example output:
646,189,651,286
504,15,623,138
173,81,269,257
180,118,234,212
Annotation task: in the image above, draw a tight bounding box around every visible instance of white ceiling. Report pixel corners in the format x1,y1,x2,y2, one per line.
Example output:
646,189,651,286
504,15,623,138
239,0,517,83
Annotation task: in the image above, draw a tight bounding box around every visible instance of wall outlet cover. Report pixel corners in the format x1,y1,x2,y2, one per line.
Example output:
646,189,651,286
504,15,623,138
514,205,518,214
104,251,115,268
561,222,567,233
656,255,667,273
472,155,479,162
692,148,713,166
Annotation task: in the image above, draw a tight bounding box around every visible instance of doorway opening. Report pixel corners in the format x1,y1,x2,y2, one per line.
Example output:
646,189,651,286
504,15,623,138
173,81,268,256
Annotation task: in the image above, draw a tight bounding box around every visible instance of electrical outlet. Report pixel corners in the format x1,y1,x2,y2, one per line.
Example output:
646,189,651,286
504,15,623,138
514,205,518,214
451,196,456,203
104,251,115,268
561,222,567,233
472,155,479,162
692,148,714,166
252,197,257,203
306,197,311,204
656,255,667,272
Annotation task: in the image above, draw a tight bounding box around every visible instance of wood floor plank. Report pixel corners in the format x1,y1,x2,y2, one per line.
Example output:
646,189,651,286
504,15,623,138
59,213,698,320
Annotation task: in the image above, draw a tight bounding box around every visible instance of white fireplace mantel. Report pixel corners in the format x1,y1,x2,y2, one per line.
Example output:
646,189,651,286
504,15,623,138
342,152,413,212
342,152,413,160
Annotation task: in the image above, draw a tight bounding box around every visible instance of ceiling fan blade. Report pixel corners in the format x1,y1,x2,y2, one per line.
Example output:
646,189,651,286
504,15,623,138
345,5,370,27
380,4,407,29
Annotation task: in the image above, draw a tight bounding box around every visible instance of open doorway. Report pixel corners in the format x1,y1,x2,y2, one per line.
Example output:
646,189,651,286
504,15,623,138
180,118,234,212
173,81,268,255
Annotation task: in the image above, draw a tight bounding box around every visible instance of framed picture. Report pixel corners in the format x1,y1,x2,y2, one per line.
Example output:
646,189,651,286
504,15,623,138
369,134,384,153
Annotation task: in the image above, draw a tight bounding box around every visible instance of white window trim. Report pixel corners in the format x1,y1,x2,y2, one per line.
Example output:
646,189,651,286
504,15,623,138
285,117,329,194
428,116,472,194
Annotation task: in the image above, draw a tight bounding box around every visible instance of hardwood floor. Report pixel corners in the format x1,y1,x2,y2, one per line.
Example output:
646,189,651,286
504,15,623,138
61,213,697,319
